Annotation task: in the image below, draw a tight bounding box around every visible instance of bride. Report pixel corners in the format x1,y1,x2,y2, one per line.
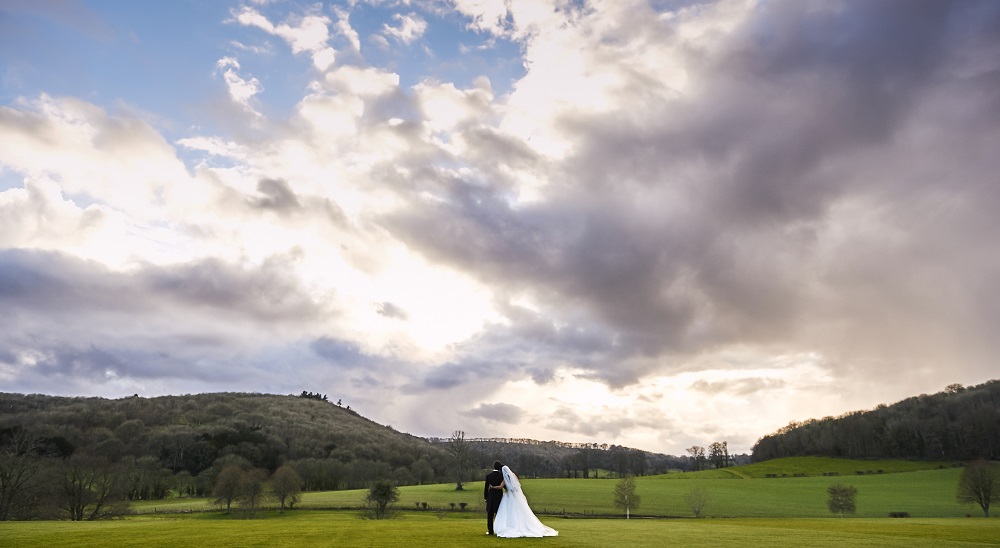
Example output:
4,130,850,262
493,465,558,538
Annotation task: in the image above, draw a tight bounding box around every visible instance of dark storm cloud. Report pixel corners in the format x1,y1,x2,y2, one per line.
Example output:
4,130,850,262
0,248,319,321
29,344,126,377
0,248,326,387
384,0,1000,389
6,341,238,383
310,337,379,370
143,255,319,321
407,361,482,391
0,248,134,312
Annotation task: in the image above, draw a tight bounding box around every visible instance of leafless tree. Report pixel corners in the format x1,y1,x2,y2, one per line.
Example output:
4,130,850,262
447,430,470,491
213,464,244,513
270,465,303,511
957,459,998,517
59,454,128,521
687,487,708,517
0,428,43,520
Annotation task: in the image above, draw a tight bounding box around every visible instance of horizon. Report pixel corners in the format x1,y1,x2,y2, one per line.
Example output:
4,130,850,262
2,1,999,456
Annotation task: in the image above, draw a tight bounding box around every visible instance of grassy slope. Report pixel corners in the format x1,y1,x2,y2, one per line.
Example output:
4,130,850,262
3,512,998,548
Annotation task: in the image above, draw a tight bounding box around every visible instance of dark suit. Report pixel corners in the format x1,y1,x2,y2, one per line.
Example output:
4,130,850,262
484,469,504,534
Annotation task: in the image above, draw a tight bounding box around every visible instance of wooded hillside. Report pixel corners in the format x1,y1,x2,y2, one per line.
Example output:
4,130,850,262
751,380,1000,461
1,391,692,520
1,392,454,490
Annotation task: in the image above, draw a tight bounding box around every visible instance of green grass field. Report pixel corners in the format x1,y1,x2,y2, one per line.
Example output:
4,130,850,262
659,456,961,479
131,458,979,519
2,512,998,547
23,458,993,547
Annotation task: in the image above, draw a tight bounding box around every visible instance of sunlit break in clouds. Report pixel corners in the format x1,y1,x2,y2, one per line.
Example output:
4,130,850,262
1,0,999,455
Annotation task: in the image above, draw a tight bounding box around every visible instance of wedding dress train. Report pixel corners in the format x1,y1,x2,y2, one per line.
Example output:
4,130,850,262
493,465,558,538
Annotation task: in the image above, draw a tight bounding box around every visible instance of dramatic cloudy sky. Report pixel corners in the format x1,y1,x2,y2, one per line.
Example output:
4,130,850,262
2,0,998,455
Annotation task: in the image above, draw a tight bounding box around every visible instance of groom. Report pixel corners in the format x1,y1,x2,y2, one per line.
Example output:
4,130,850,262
484,460,504,535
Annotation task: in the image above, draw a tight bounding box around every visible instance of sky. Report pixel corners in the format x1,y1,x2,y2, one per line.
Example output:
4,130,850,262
1,0,999,456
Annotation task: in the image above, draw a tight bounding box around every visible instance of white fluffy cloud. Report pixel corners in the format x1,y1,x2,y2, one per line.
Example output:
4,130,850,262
234,6,331,55
0,95,189,222
382,13,428,45
216,56,263,112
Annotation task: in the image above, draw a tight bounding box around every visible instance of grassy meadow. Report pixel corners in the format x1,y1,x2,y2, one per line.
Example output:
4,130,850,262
9,458,996,547
134,457,973,519
3,512,998,547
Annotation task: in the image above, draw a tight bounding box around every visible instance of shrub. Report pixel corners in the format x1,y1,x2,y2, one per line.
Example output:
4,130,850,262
363,480,400,520
827,483,858,516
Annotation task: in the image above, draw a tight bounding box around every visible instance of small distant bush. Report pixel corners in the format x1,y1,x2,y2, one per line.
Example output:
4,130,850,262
686,488,708,518
363,480,400,520
888,512,910,518
827,484,858,516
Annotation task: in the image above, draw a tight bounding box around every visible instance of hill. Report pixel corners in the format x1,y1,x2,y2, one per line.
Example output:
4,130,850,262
1,391,455,490
751,380,1000,461
0,392,679,496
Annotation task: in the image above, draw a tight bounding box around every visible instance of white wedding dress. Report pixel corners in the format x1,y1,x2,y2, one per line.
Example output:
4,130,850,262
494,466,558,538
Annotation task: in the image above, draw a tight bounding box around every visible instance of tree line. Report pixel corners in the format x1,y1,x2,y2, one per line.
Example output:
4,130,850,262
751,380,1000,461
440,431,745,490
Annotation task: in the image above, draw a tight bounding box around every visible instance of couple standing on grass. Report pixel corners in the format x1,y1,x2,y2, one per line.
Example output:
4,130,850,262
484,460,559,538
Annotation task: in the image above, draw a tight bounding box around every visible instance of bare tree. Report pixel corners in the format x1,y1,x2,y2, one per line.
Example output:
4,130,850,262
237,469,268,516
213,464,243,513
0,428,43,520
686,487,708,517
612,474,640,519
957,459,998,517
59,454,128,521
447,430,470,491
270,465,303,511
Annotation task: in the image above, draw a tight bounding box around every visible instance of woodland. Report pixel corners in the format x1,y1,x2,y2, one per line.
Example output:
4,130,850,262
752,380,1000,461
1,379,997,521
0,390,684,520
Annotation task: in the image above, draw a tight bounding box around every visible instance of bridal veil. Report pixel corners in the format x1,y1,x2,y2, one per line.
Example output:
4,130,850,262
493,465,558,538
